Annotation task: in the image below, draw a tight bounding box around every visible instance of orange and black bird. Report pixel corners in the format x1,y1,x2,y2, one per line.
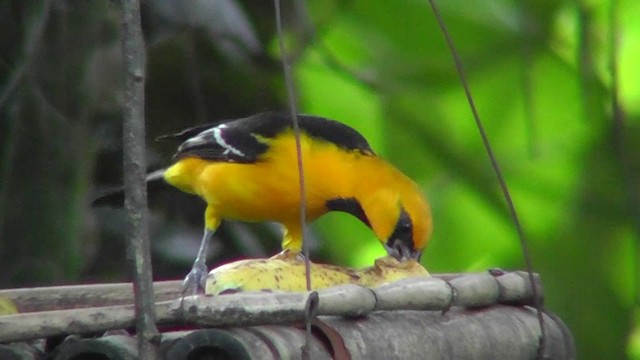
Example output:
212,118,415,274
96,112,432,292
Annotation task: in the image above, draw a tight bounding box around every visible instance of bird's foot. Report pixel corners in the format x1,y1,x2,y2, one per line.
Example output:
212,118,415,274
270,249,305,261
182,261,209,296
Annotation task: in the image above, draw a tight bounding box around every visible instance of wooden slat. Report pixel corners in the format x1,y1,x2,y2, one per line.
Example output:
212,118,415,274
0,280,182,313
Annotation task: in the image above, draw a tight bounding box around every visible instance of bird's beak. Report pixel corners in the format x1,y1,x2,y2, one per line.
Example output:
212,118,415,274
384,242,421,262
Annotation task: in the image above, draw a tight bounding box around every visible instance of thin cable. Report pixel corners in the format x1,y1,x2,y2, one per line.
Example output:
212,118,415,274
274,0,310,292
426,0,546,357
274,0,313,356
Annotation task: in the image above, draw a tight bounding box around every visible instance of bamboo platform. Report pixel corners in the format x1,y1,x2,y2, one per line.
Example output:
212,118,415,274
0,271,574,359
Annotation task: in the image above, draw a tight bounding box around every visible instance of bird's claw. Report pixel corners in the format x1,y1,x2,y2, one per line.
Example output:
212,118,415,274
182,261,208,296
270,249,304,261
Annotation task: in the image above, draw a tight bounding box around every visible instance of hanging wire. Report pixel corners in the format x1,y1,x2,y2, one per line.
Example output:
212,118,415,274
425,0,547,358
274,0,314,356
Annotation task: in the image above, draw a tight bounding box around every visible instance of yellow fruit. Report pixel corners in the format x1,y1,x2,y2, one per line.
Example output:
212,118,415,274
358,256,430,287
0,297,18,315
205,255,429,295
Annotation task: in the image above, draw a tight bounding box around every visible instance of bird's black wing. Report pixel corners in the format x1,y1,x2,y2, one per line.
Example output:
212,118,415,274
155,123,220,143
94,113,375,206
168,112,375,163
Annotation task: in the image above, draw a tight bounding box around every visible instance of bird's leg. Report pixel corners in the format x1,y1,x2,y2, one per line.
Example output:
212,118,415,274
271,224,304,260
183,206,220,295
182,228,214,295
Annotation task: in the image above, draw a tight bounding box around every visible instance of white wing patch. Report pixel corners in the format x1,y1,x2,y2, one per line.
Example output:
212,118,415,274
212,124,245,157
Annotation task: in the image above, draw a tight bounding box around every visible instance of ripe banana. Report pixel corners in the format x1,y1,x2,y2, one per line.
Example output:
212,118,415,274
206,255,429,295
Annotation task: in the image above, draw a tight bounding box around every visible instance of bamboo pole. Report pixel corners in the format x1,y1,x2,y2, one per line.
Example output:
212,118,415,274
0,273,537,314
0,272,542,343
0,281,182,313
46,307,574,360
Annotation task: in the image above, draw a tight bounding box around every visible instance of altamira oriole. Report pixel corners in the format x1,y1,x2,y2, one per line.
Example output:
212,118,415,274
96,112,432,292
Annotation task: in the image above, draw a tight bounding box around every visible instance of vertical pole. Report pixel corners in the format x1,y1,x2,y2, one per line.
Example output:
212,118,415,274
121,0,159,358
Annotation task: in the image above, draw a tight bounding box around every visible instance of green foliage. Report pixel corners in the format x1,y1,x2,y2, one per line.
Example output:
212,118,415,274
298,1,640,358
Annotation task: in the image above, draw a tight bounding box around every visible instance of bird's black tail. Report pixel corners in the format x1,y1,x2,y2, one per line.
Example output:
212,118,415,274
92,169,166,207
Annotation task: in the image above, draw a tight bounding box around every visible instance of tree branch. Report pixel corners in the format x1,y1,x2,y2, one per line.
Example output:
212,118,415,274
121,0,159,358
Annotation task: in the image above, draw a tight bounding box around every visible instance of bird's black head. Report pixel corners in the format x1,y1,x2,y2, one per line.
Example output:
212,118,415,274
384,207,421,261
325,197,424,261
